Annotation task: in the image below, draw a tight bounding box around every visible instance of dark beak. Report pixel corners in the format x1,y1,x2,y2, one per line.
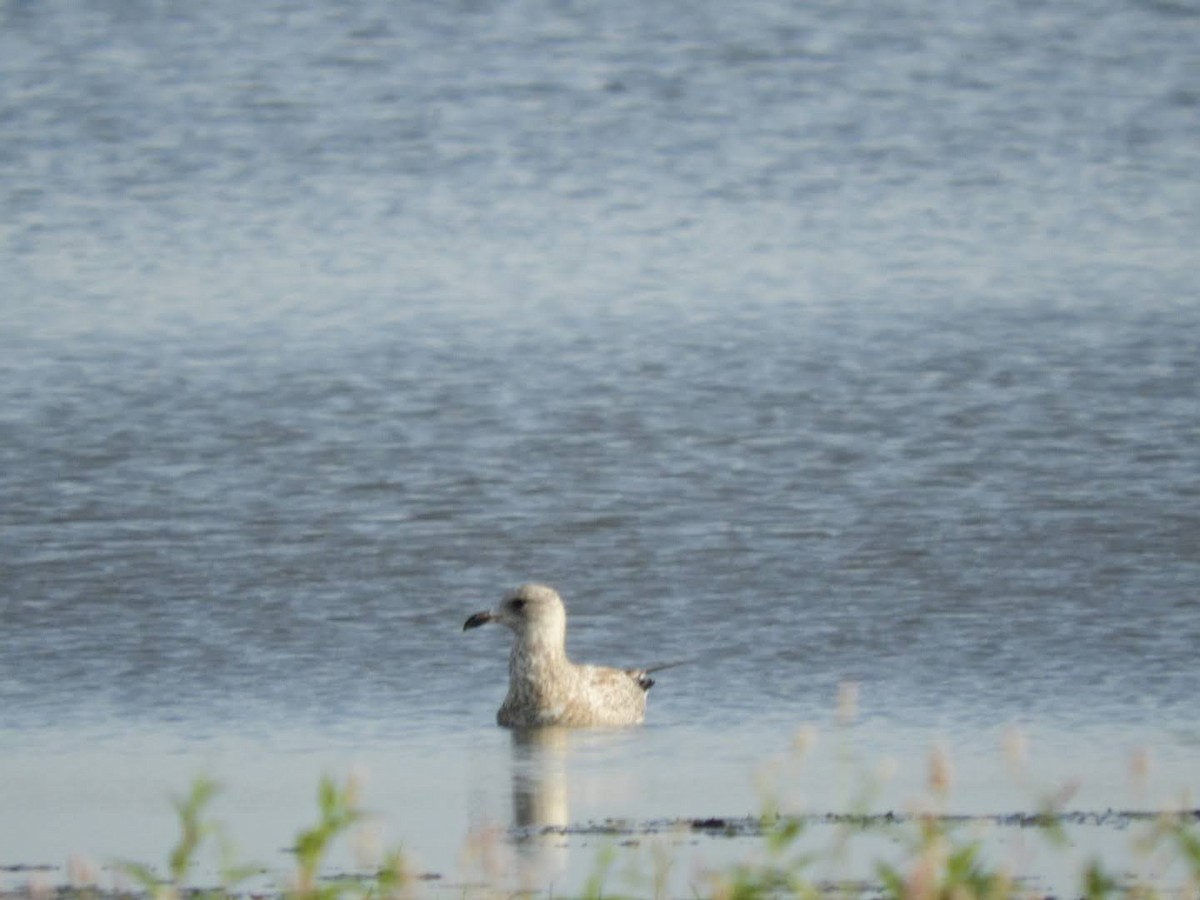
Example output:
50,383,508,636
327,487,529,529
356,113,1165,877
463,611,494,631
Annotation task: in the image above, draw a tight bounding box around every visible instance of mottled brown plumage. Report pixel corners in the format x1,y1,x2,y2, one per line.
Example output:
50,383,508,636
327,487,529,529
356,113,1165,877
463,584,654,728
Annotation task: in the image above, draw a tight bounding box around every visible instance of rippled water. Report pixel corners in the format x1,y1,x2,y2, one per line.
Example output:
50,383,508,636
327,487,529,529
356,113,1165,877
2,0,1198,891
3,301,1198,735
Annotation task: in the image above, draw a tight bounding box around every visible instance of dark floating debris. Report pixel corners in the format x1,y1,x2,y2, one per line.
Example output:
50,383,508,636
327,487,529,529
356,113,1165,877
512,808,1200,840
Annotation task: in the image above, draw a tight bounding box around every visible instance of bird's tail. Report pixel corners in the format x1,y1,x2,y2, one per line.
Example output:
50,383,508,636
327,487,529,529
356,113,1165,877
631,658,697,692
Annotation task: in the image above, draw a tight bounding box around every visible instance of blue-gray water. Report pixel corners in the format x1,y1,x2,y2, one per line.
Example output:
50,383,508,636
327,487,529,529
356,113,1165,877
2,0,1198,893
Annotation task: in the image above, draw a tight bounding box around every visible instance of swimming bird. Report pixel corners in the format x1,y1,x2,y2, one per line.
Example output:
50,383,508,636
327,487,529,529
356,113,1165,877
463,583,666,728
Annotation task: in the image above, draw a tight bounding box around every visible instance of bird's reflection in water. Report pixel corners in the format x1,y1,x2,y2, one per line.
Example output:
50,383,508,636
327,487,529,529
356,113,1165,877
509,726,571,890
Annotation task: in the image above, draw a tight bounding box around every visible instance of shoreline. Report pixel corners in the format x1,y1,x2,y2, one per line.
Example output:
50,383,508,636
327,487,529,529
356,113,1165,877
5,806,1198,899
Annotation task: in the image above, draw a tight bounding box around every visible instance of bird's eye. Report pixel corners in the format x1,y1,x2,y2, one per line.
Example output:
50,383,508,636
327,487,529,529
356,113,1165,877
509,599,526,612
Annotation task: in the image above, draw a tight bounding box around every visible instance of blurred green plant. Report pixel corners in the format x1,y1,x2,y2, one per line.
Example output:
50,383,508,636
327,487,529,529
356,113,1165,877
289,774,412,900
580,842,617,900
115,776,258,900
291,775,366,900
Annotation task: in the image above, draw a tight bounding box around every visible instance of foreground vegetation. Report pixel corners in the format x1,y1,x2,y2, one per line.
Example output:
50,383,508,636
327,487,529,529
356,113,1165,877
9,737,1199,900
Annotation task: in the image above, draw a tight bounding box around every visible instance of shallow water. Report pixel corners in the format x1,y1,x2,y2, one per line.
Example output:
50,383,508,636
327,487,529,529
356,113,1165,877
2,0,1199,894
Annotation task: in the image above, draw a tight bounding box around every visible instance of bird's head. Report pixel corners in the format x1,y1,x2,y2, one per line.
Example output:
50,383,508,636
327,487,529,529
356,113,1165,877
463,583,567,643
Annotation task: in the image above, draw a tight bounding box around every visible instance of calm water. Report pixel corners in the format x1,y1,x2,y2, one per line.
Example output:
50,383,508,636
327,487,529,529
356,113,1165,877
2,0,1198,893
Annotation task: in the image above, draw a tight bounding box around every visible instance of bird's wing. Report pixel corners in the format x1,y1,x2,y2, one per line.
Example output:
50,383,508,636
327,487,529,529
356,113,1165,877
640,658,697,674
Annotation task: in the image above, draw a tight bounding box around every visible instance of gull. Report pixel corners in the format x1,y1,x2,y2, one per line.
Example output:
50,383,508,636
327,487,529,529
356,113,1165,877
463,583,673,728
